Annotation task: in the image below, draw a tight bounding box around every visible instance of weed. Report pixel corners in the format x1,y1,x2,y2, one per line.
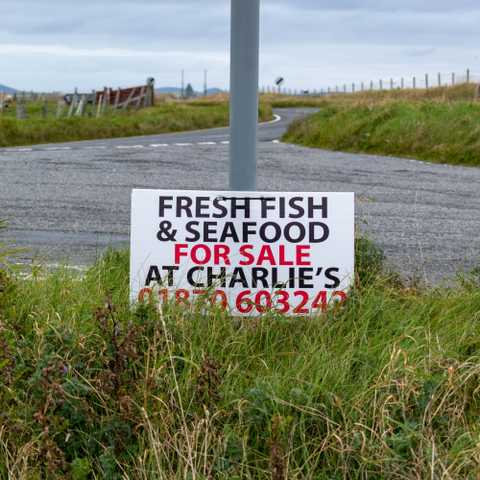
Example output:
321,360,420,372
0,239,479,477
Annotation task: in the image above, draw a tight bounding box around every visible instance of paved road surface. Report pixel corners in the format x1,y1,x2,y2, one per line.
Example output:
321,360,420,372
1,108,479,284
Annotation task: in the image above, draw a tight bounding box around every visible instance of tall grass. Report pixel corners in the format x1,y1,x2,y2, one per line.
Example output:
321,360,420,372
0,240,479,478
282,84,480,167
265,83,478,109
0,102,272,148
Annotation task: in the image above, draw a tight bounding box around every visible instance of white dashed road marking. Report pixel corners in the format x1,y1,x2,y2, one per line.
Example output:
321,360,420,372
1,138,283,154
0,113,284,154
5,148,33,152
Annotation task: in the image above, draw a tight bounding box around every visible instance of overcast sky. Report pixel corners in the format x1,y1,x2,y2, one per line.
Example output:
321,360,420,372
1,0,479,92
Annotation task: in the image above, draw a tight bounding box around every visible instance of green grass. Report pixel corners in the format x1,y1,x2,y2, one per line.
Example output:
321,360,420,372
282,84,480,167
1,232,480,478
0,101,273,148
284,101,480,167
266,83,478,108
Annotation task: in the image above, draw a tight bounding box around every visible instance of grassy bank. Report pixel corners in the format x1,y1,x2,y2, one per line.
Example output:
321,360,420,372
282,84,480,167
0,101,272,148
1,237,480,478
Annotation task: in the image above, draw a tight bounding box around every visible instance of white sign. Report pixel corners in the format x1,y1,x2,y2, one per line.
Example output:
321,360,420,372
130,190,354,316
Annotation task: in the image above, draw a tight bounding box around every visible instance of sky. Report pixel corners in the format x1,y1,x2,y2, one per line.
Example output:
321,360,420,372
1,0,479,92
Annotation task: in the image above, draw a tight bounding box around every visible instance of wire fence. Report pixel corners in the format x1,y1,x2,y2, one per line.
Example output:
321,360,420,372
260,68,480,96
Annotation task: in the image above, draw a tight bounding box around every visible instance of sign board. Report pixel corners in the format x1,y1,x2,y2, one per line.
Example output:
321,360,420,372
130,190,354,316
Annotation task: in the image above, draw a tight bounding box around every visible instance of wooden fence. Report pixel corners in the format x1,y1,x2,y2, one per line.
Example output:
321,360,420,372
63,77,155,118
1,78,156,120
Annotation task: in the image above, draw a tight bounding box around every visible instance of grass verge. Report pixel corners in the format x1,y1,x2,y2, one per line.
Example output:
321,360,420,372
281,84,480,167
1,236,480,478
0,101,273,148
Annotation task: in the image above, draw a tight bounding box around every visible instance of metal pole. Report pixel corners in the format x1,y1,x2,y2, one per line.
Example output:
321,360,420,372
229,0,260,191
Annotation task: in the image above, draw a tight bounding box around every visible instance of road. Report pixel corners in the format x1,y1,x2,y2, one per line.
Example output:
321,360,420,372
1,108,479,284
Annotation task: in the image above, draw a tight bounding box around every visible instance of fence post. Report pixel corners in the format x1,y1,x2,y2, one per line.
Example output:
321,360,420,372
413,76,416,89
389,78,393,90
96,95,103,117
56,100,64,119
467,68,470,83
425,74,429,89
438,73,441,87
75,95,86,116
452,72,455,86
16,100,27,120
67,98,75,118
90,90,96,115
401,77,404,89
101,87,109,114
379,79,383,90
370,80,373,91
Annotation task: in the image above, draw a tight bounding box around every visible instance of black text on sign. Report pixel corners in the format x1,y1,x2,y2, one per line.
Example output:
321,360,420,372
130,190,354,316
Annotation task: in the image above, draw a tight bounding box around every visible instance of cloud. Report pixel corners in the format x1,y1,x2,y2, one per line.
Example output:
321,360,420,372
1,0,479,91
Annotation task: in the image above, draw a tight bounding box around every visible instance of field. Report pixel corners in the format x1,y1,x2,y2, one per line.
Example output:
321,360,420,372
0,98,272,148
279,84,480,167
1,227,480,478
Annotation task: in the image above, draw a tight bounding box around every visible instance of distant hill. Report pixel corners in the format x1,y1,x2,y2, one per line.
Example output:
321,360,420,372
0,84,17,94
156,87,224,96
